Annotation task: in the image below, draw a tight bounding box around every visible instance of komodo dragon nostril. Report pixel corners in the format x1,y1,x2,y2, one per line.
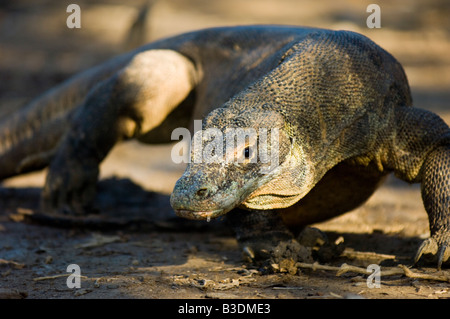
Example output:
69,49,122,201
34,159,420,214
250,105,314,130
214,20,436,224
195,187,209,198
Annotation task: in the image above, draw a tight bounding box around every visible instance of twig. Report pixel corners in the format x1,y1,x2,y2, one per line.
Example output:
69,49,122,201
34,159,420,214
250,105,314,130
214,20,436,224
272,286,304,290
295,262,450,283
33,274,88,281
74,234,121,249
0,259,25,269
337,263,404,277
296,262,344,273
399,265,450,282
341,249,396,260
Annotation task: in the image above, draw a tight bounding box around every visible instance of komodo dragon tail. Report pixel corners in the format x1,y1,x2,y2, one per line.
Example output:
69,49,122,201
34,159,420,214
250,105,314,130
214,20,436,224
0,54,132,180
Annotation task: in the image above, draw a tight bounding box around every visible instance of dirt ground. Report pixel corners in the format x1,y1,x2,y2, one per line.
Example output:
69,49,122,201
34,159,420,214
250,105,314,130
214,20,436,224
1,0,450,300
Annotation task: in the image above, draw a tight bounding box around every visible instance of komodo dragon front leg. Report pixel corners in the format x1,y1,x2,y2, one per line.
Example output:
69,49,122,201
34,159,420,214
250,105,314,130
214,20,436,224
42,50,198,214
389,106,450,269
417,145,450,268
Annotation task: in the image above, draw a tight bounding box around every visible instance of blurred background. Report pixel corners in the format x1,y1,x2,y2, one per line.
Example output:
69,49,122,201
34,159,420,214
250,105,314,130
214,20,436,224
0,0,449,201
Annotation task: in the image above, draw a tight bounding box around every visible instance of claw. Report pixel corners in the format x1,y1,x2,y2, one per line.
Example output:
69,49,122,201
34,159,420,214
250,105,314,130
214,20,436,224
438,243,450,270
414,235,450,269
243,246,255,260
414,238,438,265
241,244,272,263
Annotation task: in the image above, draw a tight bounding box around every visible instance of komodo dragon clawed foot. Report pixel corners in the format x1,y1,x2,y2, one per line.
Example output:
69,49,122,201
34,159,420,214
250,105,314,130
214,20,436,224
226,209,313,265
242,238,313,266
413,145,450,269
414,232,450,270
226,209,343,268
41,143,99,215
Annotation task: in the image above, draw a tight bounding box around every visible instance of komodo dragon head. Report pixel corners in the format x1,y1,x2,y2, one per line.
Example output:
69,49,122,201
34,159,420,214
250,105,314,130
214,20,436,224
170,94,315,220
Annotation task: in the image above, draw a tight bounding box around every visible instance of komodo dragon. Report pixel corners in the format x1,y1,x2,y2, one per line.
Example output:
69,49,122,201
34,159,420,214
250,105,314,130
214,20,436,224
1,26,449,268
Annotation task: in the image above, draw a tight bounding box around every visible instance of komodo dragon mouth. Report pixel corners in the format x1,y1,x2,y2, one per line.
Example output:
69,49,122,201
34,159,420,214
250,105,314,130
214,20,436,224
174,209,224,221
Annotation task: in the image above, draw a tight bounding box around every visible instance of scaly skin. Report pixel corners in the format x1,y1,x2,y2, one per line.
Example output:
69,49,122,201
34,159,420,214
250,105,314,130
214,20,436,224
1,26,449,268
